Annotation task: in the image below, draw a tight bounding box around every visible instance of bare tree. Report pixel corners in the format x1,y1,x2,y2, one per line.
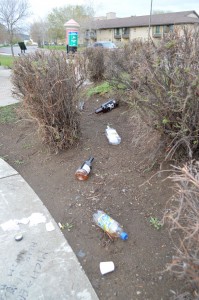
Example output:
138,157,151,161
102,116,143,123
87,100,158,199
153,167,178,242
0,24,8,44
47,4,95,44
30,19,49,47
0,0,30,56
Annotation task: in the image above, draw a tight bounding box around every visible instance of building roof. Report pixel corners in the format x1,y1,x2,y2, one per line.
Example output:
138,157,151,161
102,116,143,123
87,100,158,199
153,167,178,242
92,10,199,29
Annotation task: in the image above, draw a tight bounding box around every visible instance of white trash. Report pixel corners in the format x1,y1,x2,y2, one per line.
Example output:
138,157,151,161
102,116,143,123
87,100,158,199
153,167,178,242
100,261,115,275
105,126,121,145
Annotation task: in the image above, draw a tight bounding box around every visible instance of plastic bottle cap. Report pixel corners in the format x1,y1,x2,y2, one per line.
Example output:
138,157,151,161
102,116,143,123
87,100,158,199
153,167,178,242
120,232,128,240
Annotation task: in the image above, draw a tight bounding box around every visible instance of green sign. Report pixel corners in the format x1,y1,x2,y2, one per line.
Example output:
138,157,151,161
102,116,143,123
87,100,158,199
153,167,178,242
68,32,78,47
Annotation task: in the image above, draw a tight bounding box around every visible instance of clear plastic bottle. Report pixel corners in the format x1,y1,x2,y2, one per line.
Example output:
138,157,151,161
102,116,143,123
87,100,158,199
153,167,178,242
105,126,121,145
93,210,128,240
75,157,94,181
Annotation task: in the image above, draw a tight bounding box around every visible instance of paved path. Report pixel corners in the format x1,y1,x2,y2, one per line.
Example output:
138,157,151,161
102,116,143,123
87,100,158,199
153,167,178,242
0,68,19,107
0,45,38,56
0,159,99,300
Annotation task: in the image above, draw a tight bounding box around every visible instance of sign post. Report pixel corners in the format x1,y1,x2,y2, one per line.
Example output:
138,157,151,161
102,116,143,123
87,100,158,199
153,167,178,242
68,32,78,47
64,19,80,53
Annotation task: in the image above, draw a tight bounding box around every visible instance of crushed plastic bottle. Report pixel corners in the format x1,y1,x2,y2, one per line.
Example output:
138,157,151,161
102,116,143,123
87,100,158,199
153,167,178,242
105,126,121,145
93,210,128,240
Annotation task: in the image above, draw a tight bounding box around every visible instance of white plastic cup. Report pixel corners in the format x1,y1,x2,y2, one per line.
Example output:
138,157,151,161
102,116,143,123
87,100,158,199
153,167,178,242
100,261,115,275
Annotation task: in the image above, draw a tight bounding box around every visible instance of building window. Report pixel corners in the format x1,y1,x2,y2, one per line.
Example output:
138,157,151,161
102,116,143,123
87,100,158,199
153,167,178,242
164,24,174,33
115,28,121,35
123,27,129,34
155,25,160,34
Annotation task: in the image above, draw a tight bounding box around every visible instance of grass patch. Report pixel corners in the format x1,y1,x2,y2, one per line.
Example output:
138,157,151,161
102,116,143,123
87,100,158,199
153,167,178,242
0,55,15,68
22,143,32,149
14,159,24,165
149,217,162,230
0,103,19,124
42,45,85,52
43,45,66,51
0,155,8,161
87,82,112,97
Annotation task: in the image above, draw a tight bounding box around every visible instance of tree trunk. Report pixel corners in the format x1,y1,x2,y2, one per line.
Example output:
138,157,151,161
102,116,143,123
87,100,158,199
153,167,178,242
9,29,14,56
10,44,14,56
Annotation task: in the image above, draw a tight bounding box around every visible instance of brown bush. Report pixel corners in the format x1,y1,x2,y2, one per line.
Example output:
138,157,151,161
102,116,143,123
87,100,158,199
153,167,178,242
164,161,199,292
105,27,199,162
105,40,144,90
135,28,199,161
12,50,87,152
84,47,106,82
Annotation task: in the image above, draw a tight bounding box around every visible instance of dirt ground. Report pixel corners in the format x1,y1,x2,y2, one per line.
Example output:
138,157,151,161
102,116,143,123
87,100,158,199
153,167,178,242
0,97,190,300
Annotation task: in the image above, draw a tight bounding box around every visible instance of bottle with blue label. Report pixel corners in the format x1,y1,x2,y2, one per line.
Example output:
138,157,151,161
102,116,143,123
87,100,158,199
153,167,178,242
93,210,128,240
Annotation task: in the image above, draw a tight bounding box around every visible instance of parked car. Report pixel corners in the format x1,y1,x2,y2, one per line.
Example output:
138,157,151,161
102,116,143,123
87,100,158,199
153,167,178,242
89,41,117,49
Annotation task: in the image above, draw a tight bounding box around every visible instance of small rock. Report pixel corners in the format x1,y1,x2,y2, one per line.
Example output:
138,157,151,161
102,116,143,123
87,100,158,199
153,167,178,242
15,233,23,241
77,250,86,258
136,291,141,295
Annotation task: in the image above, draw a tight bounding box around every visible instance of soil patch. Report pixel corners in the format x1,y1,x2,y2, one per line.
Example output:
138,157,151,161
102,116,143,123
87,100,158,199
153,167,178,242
0,98,187,299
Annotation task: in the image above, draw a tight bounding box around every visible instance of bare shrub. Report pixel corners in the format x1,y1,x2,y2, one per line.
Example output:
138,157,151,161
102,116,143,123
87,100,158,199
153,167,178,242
105,40,144,91
106,27,199,162
12,50,87,152
85,47,106,82
135,27,199,161
164,161,199,292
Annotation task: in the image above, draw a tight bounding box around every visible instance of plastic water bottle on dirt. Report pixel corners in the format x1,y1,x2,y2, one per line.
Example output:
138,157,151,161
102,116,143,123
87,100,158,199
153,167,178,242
105,126,121,145
93,210,128,240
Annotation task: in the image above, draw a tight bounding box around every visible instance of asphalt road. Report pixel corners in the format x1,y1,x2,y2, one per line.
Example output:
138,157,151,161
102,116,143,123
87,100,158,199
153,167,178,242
0,45,38,56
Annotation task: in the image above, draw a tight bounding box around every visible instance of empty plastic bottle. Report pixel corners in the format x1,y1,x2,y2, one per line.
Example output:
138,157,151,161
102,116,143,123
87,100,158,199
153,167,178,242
105,126,121,145
93,210,128,240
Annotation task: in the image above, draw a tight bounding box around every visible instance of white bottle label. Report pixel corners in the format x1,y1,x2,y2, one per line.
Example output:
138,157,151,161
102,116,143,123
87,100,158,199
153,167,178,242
107,103,114,110
82,164,90,174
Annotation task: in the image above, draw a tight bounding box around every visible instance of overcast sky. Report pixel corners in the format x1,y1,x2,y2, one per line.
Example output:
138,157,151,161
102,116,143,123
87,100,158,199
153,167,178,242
29,0,199,21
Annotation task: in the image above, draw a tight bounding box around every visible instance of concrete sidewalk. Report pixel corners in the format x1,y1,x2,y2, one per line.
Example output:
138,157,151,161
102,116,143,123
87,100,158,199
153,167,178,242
0,159,99,300
0,67,19,107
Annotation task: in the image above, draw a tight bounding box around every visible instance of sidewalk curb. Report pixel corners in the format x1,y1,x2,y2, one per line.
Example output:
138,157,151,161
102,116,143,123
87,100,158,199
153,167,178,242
0,68,19,107
0,159,99,300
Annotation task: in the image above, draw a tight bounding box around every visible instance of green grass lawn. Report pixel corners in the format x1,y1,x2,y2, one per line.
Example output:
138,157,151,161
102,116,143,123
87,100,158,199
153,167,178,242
0,103,19,124
42,45,86,52
0,55,15,68
86,82,112,97
43,45,66,51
